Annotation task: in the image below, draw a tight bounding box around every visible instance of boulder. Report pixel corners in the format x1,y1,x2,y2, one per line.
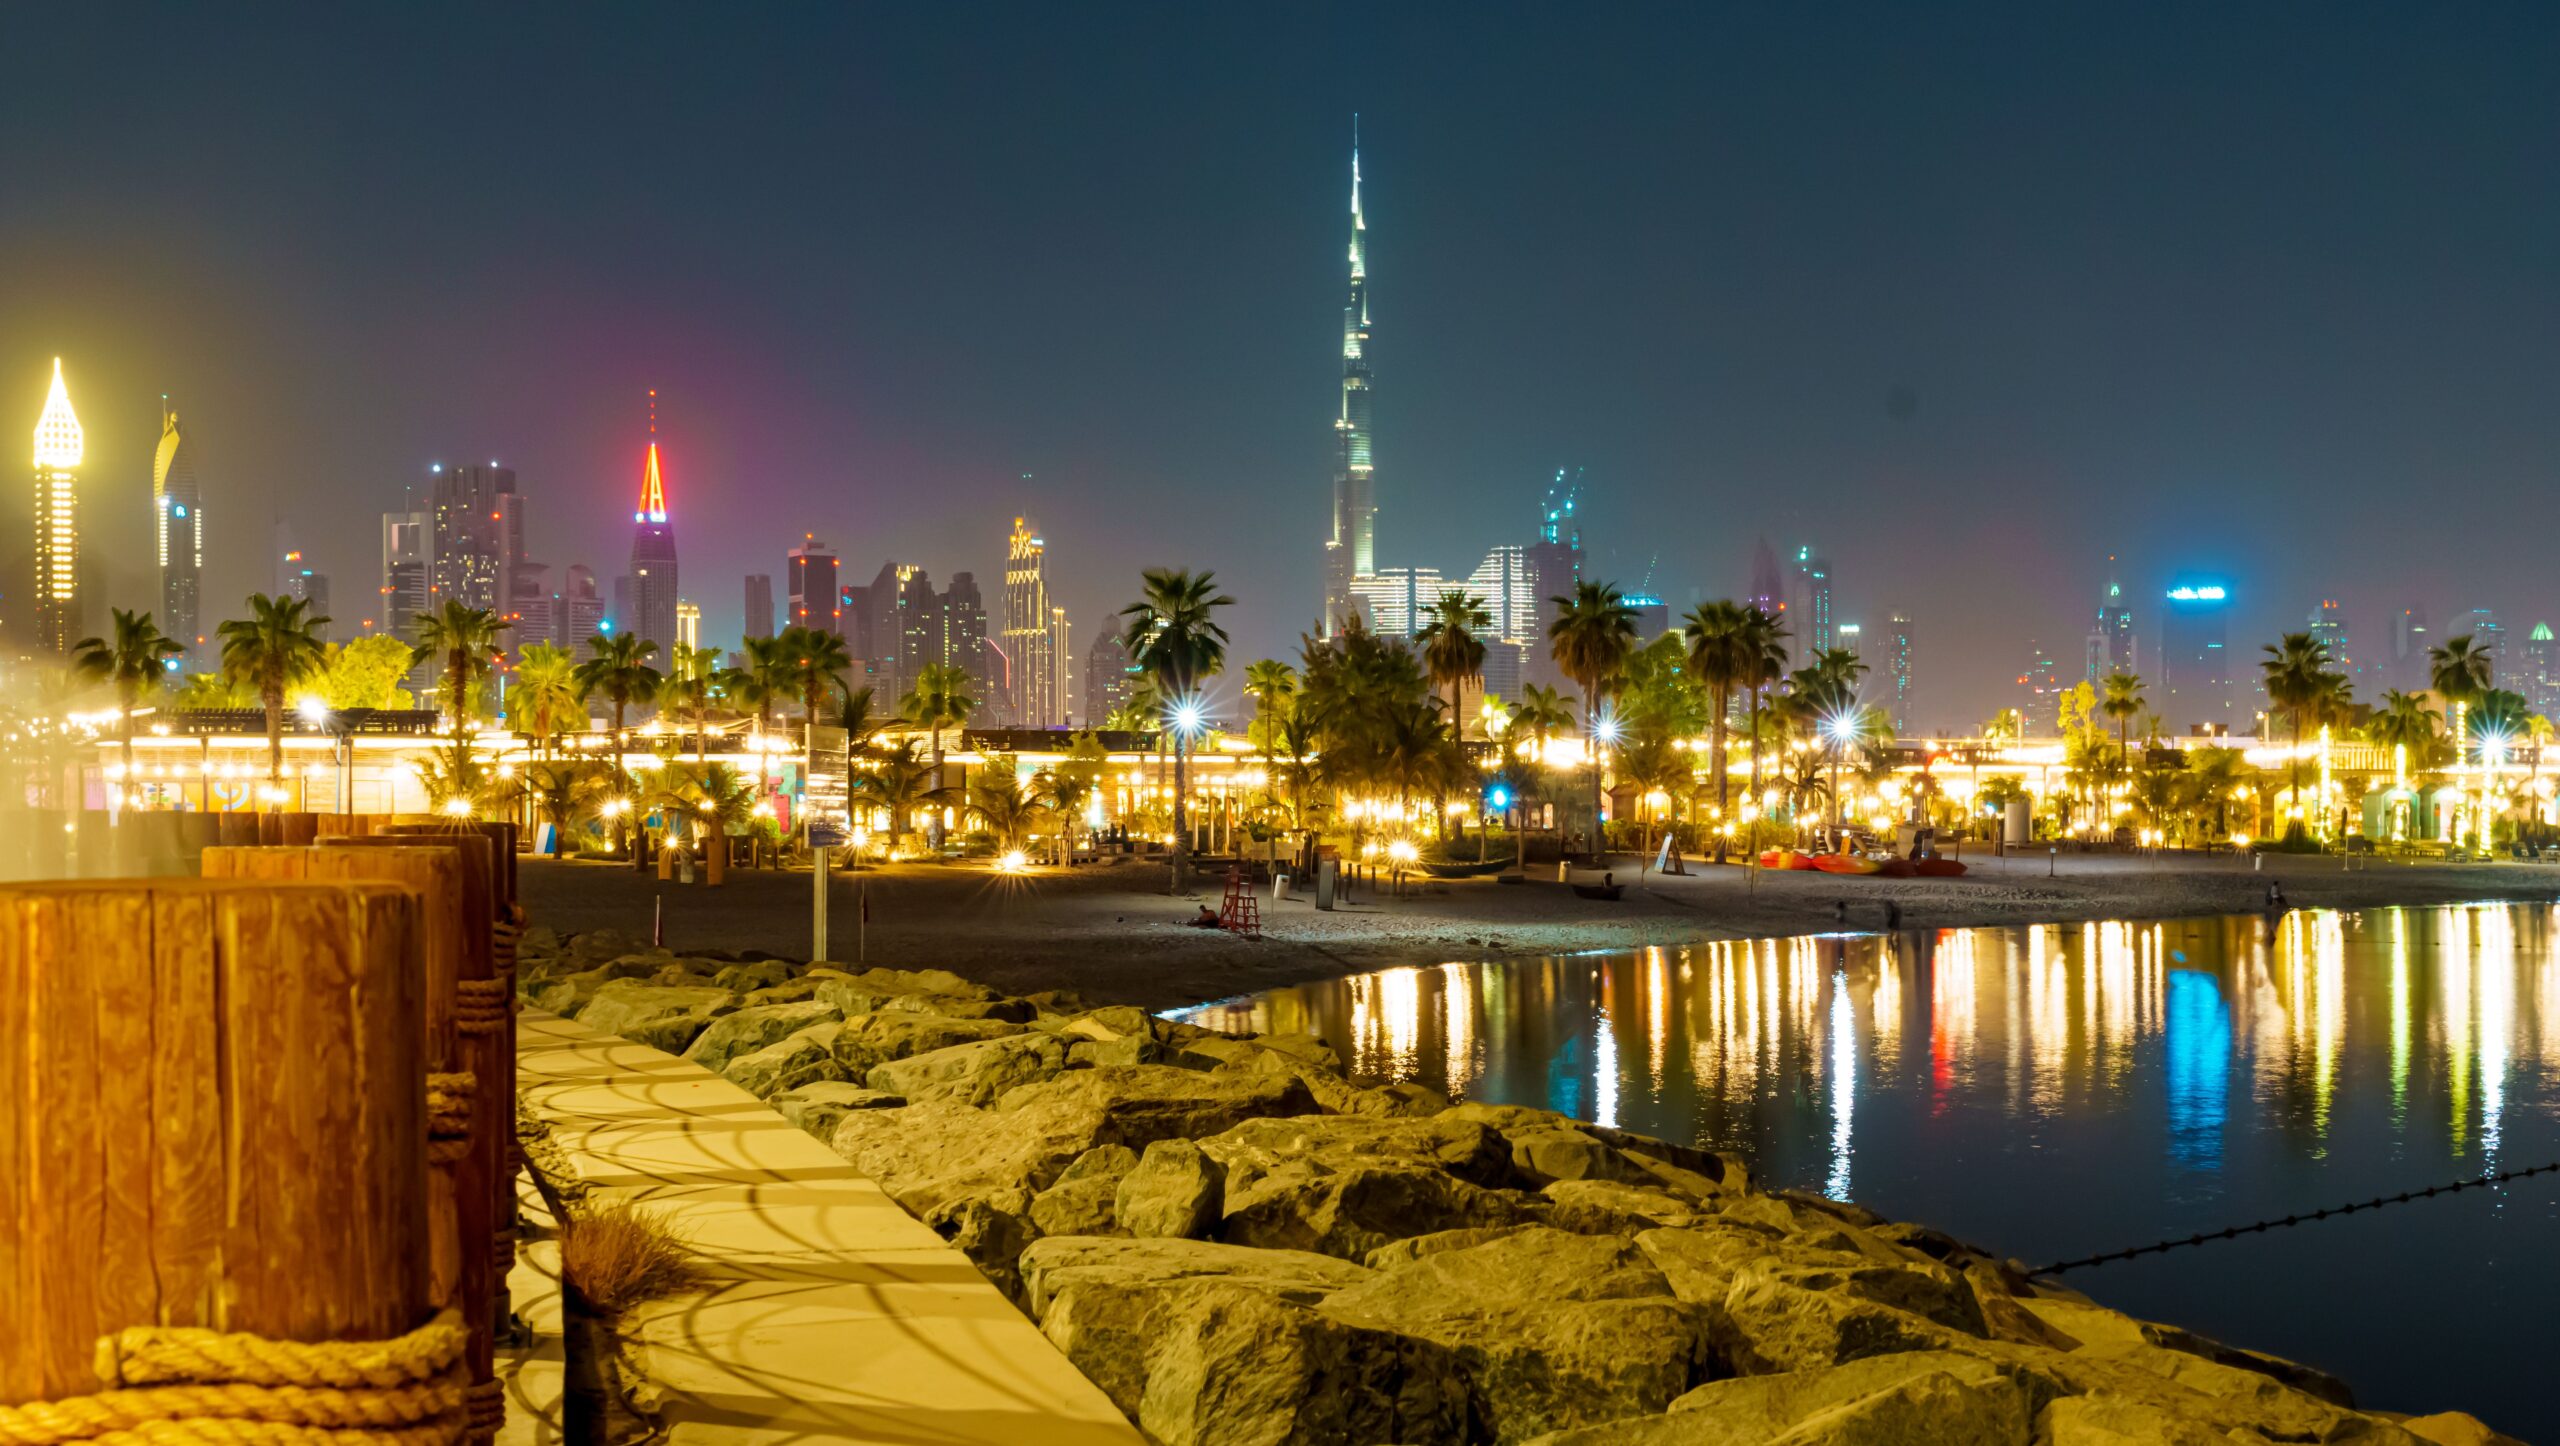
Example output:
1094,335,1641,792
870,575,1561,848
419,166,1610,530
1542,1179,1709,1234
742,978,827,1006
811,965,997,1017
2399,1412,2527,1446
831,1011,1027,1072
865,1032,1066,1106
1029,1145,1139,1236
1507,1126,1651,1187
1221,1163,1543,1261
1714,1259,1978,1375
1361,1226,1545,1271
1521,1350,2045,1445
2033,1393,2252,1446
711,959,794,993
1441,1100,1574,1133
1321,1229,1707,1443
525,957,669,1014
769,1081,904,1139
721,1028,849,1098
681,1000,845,1072
1634,1224,1784,1307
1197,1114,1516,1194
1339,1081,1451,1118
2014,1295,2352,1405
941,1199,1036,1302
1130,1282,1469,1446
992,1065,1319,1152
880,991,1038,1023
573,981,737,1046
1068,1036,1166,1069
1116,1139,1226,1239
831,1097,1105,1220
1018,1235,1374,1317
1060,1005,1162,1043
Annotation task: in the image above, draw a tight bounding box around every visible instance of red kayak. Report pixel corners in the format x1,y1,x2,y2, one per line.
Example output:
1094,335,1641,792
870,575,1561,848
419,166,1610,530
1911,857,1969,878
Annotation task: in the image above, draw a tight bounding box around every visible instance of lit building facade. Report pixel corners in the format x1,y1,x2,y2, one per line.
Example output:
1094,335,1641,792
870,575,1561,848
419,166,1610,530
2307,599,2354,681
2462,607,2504,686
626,413,679,654
153,406,204,663
1003,516,1066,726
675,600,701,651
1524,470,1586,687
1886,612,1914,732
1349,565,1442,638
31,358,81,654
2160,580,2233,729
1791,546,1834,654
1465,543,1539,644
381,511,432,642
1321,125,1377,636
2090,569,2135,681
429,463,514,610
786,536,840,636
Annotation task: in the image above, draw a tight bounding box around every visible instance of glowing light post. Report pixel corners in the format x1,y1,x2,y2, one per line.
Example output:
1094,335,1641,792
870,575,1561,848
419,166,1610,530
1168,697,1208,858
2317,725,2334,845
2480,729,2509,857
1824,712,1857,852
1593,710,1622,860
2393,742,2410,844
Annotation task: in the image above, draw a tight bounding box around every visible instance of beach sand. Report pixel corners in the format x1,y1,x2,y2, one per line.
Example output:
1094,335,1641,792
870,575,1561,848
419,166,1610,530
521,847,2560,1009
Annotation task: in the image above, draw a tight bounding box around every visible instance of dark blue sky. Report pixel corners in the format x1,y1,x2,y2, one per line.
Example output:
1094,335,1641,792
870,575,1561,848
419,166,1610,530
4,4,2556,725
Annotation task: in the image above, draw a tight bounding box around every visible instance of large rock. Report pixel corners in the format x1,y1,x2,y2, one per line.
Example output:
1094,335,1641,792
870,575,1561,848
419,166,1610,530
525,956,672,1014
831,1011,1028,1072
1019,1235,1373,1317
1222,1163,1543,1261
1361,1226,1545,1271
769,1081,903,1139
721,1027,849,1098
942,1199,1036,1302
1714,1258,1981,1375
880,990,1038,1023
866,1031,1066,1106
2014,1295,2352,1405
1127,1281,1468,1446
1029,1145,1139,1236
1068,1035,1167,1069
1634,1224,1785,1307
810,965,999,1017
831,1097,1105,1220
682,1000,845,1072
1060,1005,1163,1043
1116,1139,1225,1239
992,1065,1319,1152
573,981,737,1048
1321,1228,1708,1442
1542,1179,1709,1234
711,959,794,993
1197,1114,1516,1194
1522,1350,2045,1445
1507,1126,1652,1187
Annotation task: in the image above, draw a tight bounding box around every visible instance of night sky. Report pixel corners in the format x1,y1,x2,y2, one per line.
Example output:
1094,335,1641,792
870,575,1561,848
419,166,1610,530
5,5,2557,727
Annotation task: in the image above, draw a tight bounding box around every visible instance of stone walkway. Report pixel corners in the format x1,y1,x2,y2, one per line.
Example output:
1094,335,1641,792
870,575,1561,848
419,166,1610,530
508,1010,1144,1444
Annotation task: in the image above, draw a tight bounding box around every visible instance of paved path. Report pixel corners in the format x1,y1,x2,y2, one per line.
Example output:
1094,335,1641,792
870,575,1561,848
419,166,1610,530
512,1010,1143,1445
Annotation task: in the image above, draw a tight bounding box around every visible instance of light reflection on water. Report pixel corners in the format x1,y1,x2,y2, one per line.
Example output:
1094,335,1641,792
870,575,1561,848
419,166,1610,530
1172,905,2560,1433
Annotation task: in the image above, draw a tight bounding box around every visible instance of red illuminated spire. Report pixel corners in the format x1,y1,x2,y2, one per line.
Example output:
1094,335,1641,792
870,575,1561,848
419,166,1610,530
635,389,667,523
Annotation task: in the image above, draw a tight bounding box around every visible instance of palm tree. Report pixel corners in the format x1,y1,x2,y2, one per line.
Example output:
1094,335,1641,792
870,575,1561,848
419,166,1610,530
1736,606,1791,834
216,593,330,792
1416,590,1492,736
853,740,943,843
2259,632,2336,838
737,634,795,739
2429,634,2496,767
663,642,736,761
412,599,510,779
522,760,607,854
1548,581,1640,853
1244,659,1298,814
71,608,184,786
780,624,854,727
1680,600,1752,861
966,759,1049,854
573,633,662,848
513,641,584,758
2099,671,2146,821
1120,568,1235,890
838,684,888,750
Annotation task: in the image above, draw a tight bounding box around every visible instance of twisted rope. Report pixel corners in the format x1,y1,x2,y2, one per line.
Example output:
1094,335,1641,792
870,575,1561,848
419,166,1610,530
0,1311,469,1446
2037,1160,2560,1275
423,1074,473,1166
451,981,507,1037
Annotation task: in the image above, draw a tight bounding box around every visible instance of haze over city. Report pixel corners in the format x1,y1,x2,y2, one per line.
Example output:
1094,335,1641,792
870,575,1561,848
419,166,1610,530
7,4,2559,726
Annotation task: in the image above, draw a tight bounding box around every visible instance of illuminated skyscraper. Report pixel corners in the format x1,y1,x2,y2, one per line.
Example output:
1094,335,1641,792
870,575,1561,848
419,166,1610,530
675,600,701,651
2161,580,2233,729
429,462,514,610
1524,469,1585,687
152,404,203,663
786,536,840,635
1349,566,1443,638
1321,121,1377,636
1886,612,1914,732
2306,599,2354,681
30,358,81,654
1791,546,1834,654
1084,628,1134,727
282,557,331,643
2526,623,2560,716
2089,564,2135,681
1003,517,1064,727
626,392,679,653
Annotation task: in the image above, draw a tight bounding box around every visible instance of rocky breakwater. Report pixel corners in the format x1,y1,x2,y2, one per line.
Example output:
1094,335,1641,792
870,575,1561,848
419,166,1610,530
517,927,2513,1446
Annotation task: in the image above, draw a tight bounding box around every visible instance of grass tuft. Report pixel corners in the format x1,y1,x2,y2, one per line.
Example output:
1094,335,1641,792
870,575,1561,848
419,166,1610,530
558,1201,702,1316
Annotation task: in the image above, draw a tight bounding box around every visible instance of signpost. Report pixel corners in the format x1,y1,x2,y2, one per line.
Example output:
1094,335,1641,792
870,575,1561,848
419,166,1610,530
805,725,850,964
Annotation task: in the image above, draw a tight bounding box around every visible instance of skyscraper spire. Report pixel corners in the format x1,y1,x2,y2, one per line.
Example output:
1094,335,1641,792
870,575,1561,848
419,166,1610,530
636,388,667,522
33,357,81,468
626,388,679,651
1322,118,1378,636
31,358,82,653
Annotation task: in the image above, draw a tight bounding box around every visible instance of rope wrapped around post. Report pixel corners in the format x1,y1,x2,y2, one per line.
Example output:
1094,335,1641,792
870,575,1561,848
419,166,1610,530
0,1311,467,1446
450,982,506,1038
423,1074,473,1167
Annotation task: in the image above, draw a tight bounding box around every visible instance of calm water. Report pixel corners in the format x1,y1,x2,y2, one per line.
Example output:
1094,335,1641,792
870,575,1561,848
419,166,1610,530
1174,906,2560,1435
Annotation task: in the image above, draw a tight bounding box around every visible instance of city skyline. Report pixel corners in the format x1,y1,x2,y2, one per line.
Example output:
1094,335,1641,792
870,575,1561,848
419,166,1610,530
8,7,2560,726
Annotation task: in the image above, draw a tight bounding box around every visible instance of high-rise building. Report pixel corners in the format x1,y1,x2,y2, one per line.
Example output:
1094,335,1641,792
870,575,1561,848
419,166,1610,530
1321,122,1377,636
744,574,775,640
502,561,549,652
944,570,995,707
865,562,932,701
1047,606,1073,728
1349,566,1444,638
1524,469,1586,686
282,556,332,642
2462,607,2504,686
786,536,841,636
30,358,81,654
1003,517,1064,727
2307,600,2354,680
2525,623,2560,717
429,463,514,610
2393,606,2431,692
152,405,204,663
2091,567,2135,680
1886,613,1914,732
1084,628,1135,726
1835,622,1862,659
1790,547,1834,654
675,600,701,652
381,511,432,642
626,396,679,653
1746,536,1784,617
1626,592,1672,643
2160,580,2234,729
2017,641,2062,730
1465,544,1539,644
552,565,605,660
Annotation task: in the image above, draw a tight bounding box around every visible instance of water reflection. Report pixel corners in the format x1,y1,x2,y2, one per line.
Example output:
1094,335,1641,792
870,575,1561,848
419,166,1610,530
1175,905,2560,1429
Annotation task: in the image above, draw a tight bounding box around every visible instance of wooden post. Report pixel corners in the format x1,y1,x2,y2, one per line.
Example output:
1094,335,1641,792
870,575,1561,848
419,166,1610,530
0,878,426,1404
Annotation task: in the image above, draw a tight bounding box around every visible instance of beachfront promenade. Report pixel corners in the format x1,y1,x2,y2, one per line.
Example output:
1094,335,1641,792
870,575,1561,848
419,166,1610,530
503,1010,1142,1444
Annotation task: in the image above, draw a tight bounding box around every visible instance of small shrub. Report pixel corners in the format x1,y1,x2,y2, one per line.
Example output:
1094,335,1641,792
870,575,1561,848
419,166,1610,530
558,1202,701,1316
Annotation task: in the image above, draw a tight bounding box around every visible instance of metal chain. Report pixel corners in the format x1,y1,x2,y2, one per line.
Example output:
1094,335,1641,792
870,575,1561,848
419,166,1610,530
2036,1160,2560,1276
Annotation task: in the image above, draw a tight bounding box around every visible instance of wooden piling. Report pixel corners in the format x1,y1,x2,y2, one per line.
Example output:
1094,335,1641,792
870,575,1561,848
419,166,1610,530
0,878,426,1405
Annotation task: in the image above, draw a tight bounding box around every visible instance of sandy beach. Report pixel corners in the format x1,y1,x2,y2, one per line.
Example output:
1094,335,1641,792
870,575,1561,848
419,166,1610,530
520,848,2560,1009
